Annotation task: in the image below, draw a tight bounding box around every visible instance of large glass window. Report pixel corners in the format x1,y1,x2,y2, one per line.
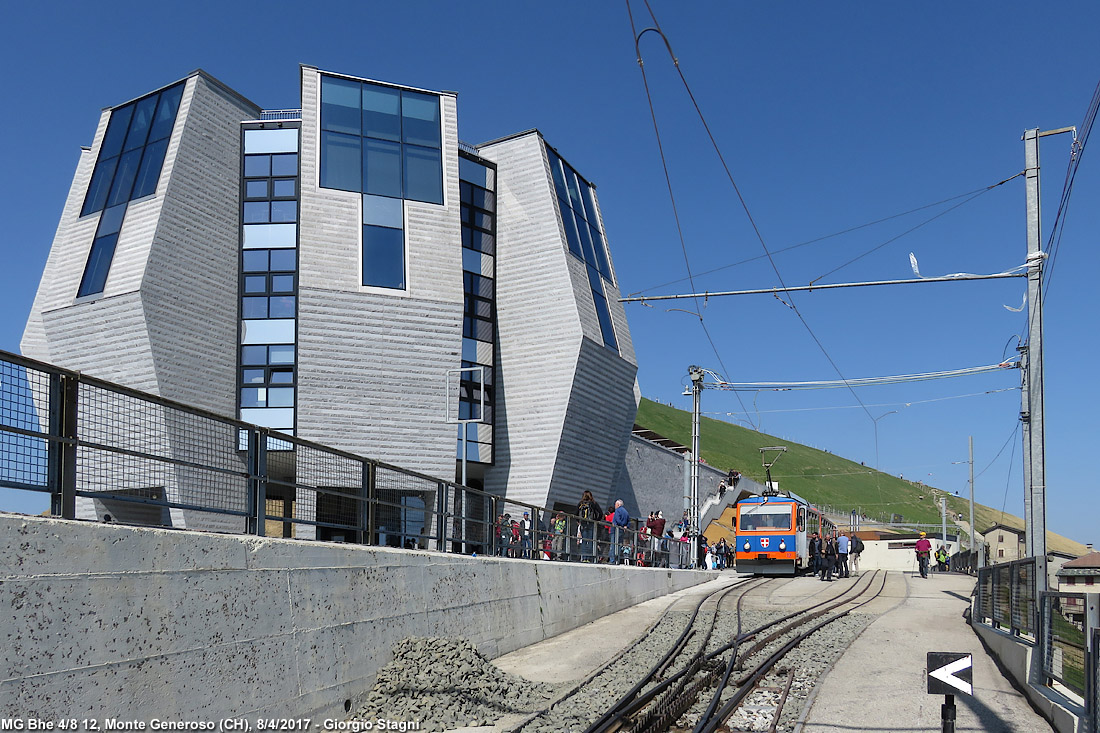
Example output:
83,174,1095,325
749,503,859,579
81,82,184,217
546,146,613,281
76,82,185,298
320,75,443,205
546,144,618,353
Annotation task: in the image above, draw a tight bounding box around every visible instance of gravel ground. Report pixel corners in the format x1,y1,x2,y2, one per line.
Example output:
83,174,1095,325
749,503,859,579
345,584,873,733
349,638,560,732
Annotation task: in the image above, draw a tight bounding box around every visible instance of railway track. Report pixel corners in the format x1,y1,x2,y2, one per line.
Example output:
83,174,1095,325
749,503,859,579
577,570,888,733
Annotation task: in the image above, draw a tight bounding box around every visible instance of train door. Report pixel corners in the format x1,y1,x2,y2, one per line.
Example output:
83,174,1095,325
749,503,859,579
796,506,807,566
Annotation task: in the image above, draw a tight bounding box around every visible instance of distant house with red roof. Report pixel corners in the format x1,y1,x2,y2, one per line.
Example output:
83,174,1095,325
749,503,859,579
1056,550,1100,624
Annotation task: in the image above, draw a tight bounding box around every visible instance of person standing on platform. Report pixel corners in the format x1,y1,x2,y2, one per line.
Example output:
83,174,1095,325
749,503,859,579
836,532,851,578
611,499,630,564
915,532,932,578
520,512,532,559
850,534,864,575
808,532,821,575
577,490,602,563
819,533,837,581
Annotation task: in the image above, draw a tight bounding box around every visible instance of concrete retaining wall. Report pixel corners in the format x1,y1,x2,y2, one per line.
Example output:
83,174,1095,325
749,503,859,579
971,622,1084,733
0,512,713,721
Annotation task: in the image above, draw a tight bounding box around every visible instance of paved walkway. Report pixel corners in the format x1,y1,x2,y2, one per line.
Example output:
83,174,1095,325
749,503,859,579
800,571,1051,732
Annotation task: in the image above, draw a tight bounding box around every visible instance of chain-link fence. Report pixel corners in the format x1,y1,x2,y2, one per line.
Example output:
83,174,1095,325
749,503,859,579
975,558,1037,639
1,350,704,568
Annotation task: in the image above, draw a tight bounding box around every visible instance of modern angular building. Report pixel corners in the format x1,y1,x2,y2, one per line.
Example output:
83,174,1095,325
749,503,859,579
22,66,639,522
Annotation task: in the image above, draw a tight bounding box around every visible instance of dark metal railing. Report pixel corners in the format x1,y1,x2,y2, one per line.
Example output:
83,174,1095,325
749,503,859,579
975,557,1037,639
1039,592,1088,697
0,349,698,567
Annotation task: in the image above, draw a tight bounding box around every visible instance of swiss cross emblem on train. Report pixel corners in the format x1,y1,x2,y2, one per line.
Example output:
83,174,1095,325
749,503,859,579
760,538,770,548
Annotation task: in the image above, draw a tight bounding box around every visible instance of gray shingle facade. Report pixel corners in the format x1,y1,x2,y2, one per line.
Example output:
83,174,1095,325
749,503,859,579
22,66,638,521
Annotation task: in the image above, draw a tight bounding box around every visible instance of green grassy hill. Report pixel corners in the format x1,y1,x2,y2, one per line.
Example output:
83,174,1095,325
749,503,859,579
636,397,1087,555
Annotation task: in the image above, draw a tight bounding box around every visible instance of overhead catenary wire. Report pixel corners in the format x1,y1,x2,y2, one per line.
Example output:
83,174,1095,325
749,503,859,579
628,0,877,432
627,175,1023,298
702,386,1019,416
702,361,1017,392
1043,75,1100,300
626,2,753,427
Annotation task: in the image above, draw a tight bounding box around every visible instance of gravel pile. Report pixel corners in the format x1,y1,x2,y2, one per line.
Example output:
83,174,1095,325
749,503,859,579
350,637,559,732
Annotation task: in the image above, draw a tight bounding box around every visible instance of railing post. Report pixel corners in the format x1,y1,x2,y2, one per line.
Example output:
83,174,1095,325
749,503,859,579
365,460,376,545
247,429,267,536
437,482,448,552
48,373,78,519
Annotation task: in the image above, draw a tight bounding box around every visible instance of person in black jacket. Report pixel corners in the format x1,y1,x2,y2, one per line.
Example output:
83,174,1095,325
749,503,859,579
819,533,837,581
577,490,602,563
808,533,821,575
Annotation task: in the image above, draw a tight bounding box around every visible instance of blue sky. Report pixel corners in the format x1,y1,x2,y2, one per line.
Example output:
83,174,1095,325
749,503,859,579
1,2,1097,546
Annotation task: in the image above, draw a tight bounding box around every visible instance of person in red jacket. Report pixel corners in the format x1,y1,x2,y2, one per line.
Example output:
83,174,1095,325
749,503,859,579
915,532,932,578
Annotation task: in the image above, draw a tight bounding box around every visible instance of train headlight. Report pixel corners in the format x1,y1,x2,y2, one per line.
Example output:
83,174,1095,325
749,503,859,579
779,540,787,551
743,541,750,551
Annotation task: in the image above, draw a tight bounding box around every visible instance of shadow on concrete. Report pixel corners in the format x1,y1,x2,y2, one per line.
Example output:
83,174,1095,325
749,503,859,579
942,589,972,603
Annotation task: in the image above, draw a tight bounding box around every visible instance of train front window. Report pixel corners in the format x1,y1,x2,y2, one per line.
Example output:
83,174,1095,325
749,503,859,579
739,504,792,531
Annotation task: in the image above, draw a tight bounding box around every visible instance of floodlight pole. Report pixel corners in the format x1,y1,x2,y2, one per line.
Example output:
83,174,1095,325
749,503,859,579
689,366,704,568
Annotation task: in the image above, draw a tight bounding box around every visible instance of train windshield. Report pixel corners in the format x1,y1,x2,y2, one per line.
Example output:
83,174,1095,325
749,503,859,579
738,503,792,531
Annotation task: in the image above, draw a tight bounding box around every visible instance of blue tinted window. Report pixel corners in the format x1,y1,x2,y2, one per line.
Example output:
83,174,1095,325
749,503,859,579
401,91,440,148
559,201,583,257
106,148,143,207
271,274,295,292
82,158,119,216
268,345,295,364
241,346,268,365
270,200,297,223
77,234,119,297
242,250,268,272
97,204,127,236
362,86,401,141
131,138,169,199
404,146,442,204
320,75,443,205
244,275,267,293
320,76,361,135
363,225,404,289
268,388,294,408
148,84,184,142
320,132,360,191
240,388,265,408
269,249,296,271
245,180,268,198
364,138,402,198
242,297,268,319
242,369,266,384
593,292,618,350
244,155,270,177
268,296,296,318
271,153,298,177
272,179,296,197
269,368,294,384
243,202,269,224
123,95,159,152
98,106,133,160
81,84,182,217
590,225,611,279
